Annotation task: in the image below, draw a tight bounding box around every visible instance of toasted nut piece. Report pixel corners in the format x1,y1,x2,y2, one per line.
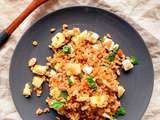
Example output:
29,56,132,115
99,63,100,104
102,113,111,119
35,87,43,96
65,63,81,75
23,83,32,97
43,108,50,113
51,32,65,48
50,27,56,33
106,33,112,39
36,108,43,115
81,105,89,111
28,57,37,67
118,86,125,97
62,24,68,30
31,65,48,75
32,40,38,46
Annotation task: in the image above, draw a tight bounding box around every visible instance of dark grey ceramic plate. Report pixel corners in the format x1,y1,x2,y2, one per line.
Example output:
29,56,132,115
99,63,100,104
9,6,154,120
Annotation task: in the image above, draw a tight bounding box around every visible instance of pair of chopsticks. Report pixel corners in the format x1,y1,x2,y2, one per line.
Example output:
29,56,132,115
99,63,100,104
0,0,49,48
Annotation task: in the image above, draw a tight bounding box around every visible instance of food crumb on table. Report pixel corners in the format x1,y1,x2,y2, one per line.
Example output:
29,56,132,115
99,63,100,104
32,40,38,46
50,27,56,33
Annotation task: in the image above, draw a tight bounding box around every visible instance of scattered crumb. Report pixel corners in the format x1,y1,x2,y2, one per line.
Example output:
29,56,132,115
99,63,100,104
48,45,52,48
32,40,38,46
36,108,43,115
62,24,68,30
106,33,112,39
28,57,37,67
50,27,56,33
56,116,61,120
34,87,43,97
43,108,50,113
45,97,50,103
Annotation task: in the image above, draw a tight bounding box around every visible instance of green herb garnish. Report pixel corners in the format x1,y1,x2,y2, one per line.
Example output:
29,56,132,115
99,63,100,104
79,73,83,78
62,46,71,54
116,106,126,116
107,45,119,62
86,76,97,90
50,100,64,109
68,78,74,85
129,56,139,65
110,117,117,120
59,90,68,100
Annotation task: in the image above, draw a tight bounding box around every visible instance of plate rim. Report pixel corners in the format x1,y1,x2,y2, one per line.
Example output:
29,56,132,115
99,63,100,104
9,6,154,120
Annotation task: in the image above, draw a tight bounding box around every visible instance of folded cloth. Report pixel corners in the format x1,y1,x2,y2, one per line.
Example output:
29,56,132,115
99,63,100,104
0,0,160,120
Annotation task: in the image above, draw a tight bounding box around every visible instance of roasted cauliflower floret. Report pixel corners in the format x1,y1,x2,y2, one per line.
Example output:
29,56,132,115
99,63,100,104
102,36,115,51
65,63,81,75
79,30,88,40
86,31,99,43
118,85,125,97
72,30,88,44
90,95,108,108
63,30,74,39
122,59,134,71
72,27,80,36
31,65,48,75
51,32,65,48
23,83,32,97
32,76,44,88
50,87,61,98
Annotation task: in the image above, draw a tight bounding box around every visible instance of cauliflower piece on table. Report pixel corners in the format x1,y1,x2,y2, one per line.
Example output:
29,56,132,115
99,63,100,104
23,83,32,97
32,76,44,88
122,59,134,71
31,65,48,75
51,32,65,48
65,63,81,75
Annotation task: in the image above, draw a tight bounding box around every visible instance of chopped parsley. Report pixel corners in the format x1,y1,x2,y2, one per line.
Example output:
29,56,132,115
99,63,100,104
107,45,119,62
62,46,71,54
50,100,64,109
59,90,68,100
79,73,83,78
86,76,97,90
116,106,126,116
68,78,74,85
129,56,139,65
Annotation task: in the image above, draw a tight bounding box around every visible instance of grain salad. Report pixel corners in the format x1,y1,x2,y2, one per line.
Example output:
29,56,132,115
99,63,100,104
23,25,138,120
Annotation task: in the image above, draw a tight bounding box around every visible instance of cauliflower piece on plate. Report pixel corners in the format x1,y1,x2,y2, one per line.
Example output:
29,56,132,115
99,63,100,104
51,32,65,48
23,83,32,97
65,63,81,75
